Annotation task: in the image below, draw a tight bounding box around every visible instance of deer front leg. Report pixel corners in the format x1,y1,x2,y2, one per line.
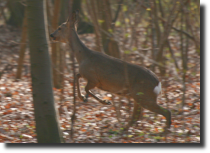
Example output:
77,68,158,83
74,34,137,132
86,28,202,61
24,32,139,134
85,81,112,105
76,73,87,102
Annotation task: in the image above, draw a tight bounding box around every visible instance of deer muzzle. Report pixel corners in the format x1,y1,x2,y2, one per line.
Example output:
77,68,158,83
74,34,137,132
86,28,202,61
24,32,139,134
50,33,56,40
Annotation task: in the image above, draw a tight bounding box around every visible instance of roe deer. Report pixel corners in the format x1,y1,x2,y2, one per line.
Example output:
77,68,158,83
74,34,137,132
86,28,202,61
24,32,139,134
50,10,171,131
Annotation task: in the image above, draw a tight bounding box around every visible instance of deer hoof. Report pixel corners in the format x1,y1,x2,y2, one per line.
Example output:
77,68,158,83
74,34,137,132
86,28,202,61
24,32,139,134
81,95,88,102
102,100,112,105
83,98,88,103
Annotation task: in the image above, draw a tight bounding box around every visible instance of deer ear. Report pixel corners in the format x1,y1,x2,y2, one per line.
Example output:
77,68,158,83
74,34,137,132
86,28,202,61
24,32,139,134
72,10,79,23
66,17,69,23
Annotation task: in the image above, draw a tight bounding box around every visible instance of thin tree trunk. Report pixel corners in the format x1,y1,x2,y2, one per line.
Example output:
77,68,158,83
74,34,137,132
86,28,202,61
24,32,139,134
67,0,77,142
46,0,53,32
150,7,156,71
156,0,179,75
158,0,179,71
97,0,121,58
27,0,62,143
86,0,103,52
16,10,27,80
7,0,24,27
152,0,161,46
51,0,61,88
0,3,7,24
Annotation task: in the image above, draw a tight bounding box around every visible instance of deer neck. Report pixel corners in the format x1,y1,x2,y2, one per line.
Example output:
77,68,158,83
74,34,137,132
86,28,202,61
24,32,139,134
70,29,91,64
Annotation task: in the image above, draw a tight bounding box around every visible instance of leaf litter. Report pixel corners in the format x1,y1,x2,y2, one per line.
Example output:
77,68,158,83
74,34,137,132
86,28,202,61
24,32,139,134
0,25,200,143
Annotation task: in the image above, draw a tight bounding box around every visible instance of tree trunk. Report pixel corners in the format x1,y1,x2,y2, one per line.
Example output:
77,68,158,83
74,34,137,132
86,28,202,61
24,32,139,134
97,0,121,58
59,0,81,24
51,0,61,88
46,0,53,32
7,0,25,27
86,0,103,52
26,0,62,143
156,1,179,75
16,10,27,80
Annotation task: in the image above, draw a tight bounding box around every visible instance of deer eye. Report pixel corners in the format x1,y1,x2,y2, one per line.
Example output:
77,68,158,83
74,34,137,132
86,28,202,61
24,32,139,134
58,27,61,30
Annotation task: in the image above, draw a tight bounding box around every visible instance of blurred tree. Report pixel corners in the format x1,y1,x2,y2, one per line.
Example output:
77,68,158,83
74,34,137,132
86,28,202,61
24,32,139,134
97,0,121,58
59,0,94,34
84,0,122,58
86,0,103,52
27,0,63,143
7,0,24,27
16,9,27,79
59,0,81,23
51,0,62,89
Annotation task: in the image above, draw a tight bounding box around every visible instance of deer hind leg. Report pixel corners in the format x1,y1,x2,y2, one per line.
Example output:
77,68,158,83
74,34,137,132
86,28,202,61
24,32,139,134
157,105,171,129
133,94,171,129
146,102,171,129
85,81,112,105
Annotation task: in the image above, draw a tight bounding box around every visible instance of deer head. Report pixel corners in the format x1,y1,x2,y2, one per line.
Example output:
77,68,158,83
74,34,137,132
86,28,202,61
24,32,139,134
50,10,79,43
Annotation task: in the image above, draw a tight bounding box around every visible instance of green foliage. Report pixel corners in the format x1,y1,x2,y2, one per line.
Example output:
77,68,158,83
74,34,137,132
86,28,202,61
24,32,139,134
115,21,121,27
125,18,129,23
124,33,129,38
136,92,144,95
124,50,131,54
146,8,151,11
153,136,164,140
108,28,113,34
132,47,137,51
123,5,127,12
98,19,104,25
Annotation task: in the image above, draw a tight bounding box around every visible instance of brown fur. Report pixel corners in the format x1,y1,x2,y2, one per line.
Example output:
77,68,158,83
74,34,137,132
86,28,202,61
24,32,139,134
50,10,171,131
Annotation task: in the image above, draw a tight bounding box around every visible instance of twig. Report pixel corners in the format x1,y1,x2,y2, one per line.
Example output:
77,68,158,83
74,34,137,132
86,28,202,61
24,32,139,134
167,41,180,70
158,16,195,41
67,0,76,143
112,0,124,26
70,50,76,142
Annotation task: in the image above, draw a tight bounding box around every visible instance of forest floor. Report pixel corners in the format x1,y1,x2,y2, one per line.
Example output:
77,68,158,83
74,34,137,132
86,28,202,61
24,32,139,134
0,25,200,143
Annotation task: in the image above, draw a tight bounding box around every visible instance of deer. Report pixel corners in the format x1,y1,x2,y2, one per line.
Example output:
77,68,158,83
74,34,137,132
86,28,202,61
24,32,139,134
50,10,171,131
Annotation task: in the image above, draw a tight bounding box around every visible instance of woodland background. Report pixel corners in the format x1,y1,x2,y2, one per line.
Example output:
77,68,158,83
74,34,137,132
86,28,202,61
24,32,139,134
0,0,200,143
